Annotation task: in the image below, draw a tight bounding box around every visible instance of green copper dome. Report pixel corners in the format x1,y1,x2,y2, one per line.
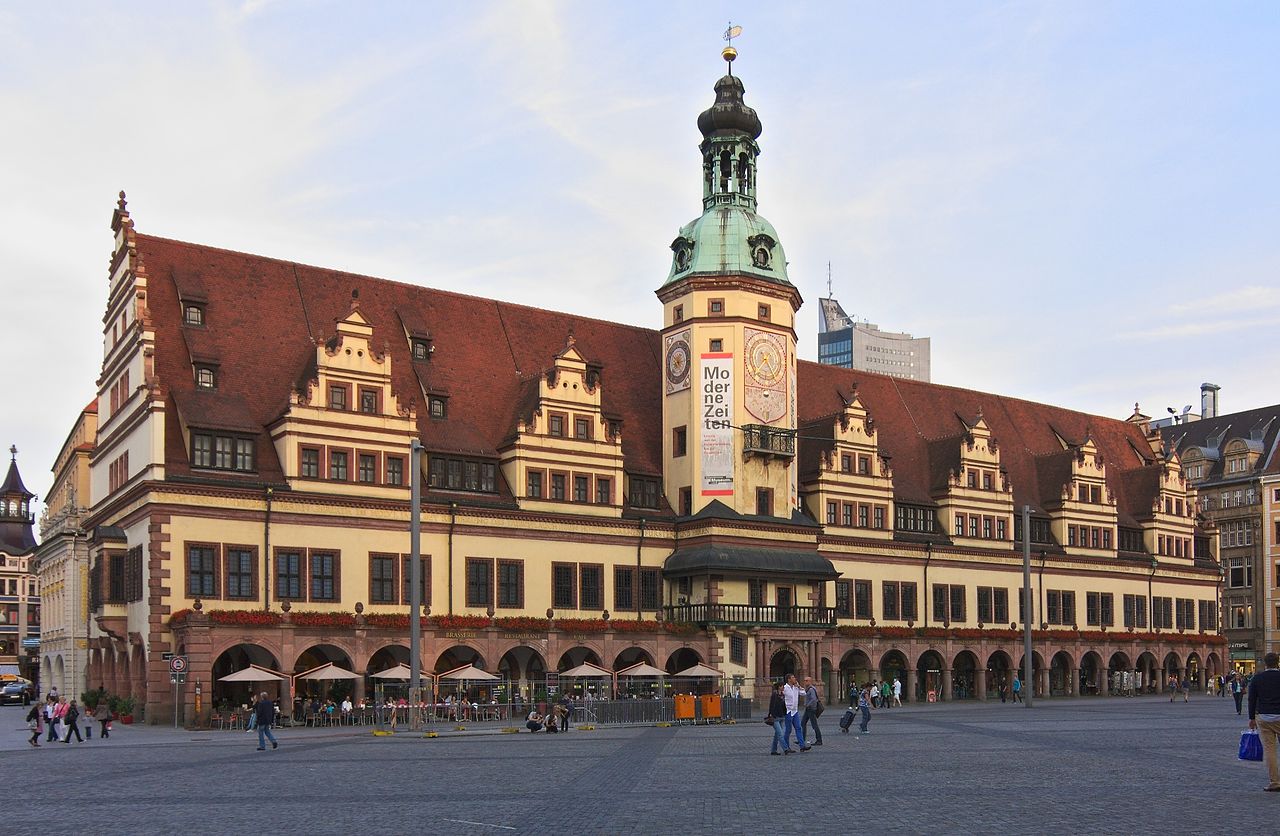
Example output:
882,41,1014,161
663,66,791,287
665,205,789,285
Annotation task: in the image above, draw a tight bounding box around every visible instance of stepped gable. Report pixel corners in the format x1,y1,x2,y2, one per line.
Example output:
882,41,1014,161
797,360,1157,517
138,234,665,478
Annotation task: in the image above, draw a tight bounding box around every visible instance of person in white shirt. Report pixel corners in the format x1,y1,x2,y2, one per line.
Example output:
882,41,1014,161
782,674,809,751
892,677,902,707
340,697,353,724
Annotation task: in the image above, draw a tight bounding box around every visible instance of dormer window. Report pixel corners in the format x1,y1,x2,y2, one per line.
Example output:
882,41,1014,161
195,366,216,389
549,414,565,437
428,396,447,419
412,339,431,361
328,385,348,411
184,304,205,326
359,388,379,415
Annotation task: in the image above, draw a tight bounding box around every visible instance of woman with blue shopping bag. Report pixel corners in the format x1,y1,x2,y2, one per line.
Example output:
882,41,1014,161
1246,652,1280,791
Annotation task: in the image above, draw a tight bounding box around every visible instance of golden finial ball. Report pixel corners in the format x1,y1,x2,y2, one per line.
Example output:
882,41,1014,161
722,46,737,63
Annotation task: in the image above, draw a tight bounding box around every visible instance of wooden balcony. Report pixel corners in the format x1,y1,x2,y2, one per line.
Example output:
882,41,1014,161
665,603,836,627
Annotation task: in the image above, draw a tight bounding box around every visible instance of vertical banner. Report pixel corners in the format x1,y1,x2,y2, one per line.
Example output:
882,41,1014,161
700,352,734,497
789,352,799,508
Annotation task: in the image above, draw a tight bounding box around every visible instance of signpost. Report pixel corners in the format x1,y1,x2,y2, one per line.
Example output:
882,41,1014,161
170,655,188,728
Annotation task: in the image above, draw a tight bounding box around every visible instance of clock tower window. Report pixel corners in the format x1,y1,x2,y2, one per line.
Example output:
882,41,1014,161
709,339,723,353
757,304,770,322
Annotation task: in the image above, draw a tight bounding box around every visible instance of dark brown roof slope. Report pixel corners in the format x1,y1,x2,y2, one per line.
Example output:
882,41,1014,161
138,233,1167,520
1162,403,1280,477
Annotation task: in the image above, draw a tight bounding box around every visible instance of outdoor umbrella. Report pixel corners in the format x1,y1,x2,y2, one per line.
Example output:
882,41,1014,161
560,662,613,678
437,664,498,682
296,662,361,680
218,664,288,682
671,663,722,679
370,663,413,680
615,662,667,678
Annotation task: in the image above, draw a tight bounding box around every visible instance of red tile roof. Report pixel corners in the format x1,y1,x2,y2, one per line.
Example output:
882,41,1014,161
137,233,1165,519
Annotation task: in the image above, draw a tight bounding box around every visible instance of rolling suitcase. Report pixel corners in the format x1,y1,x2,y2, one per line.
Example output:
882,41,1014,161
839,707,855,732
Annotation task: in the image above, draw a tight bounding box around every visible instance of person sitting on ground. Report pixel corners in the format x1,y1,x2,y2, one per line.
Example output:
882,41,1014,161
525,710,543,732
544,712,559,733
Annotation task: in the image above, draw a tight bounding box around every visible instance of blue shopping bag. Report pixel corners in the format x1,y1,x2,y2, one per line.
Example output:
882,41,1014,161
1239,729,1263,762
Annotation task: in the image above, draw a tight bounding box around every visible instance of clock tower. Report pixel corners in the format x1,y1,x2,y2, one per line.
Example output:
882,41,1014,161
657,48,803,518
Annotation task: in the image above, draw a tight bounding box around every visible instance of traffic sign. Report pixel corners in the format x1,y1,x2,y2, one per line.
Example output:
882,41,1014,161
170,672,187,685
170,655,188,674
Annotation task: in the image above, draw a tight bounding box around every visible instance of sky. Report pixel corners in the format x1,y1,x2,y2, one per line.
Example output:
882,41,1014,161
1,1,1277,517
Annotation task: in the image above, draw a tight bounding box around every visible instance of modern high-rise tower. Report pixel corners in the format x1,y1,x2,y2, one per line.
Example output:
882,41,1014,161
818,294,931,382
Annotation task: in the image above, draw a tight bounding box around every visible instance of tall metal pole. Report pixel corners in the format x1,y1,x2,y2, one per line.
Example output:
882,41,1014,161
1022,504,1033,708
409,439,422,697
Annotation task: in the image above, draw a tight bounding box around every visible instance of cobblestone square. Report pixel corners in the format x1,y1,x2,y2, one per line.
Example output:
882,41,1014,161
5,695,1275,834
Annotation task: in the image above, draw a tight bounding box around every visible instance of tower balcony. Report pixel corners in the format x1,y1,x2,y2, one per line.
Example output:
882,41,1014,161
666,602,836,628
742,424,794,458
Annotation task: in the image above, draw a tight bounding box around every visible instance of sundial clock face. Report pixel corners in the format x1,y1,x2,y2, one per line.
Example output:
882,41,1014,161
665,337,691,393
745,332,784,387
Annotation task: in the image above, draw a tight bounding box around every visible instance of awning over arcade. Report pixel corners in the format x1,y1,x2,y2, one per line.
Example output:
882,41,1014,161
663,544,837,579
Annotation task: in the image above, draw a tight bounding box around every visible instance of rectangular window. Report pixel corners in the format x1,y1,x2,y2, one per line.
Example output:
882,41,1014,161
527,470,543,498
275,551,303,600
673,426,688,458
673,305,683,323
466,558,493,608
358,453,376,483
874,506,885,530
730,634,747,665
574,475,589,502
214,436,233,469
359,388,378,414
574,417,590,439
841,454,852,473
1061,591,1075,626
552,563,577,609
978,587,992,623
309,551,337,601
996,518,1006,540
748,578,766,607
386,456,404,486
993,588,1008,623
329,450,348,480
329,385,347,411
1100,593,1114,627
950,585,966,622
629,477,661,509
1086,591,1101,627
858,505,869,528
854,579,872,619
758,303,771,321
497,559,523,609
187,545,218,598
464,461,480,491
428,456,446,488
614,566,634,612
843,503,853,527
401,556,429,607
982,517,992,539
639,567,661,610
1123,594,1148,629
225,547,255,599
549,414,565,437
551,474,566,501
955,513,965,537
708,298,724,316
982,471,993,491
370,554,397,604
1047,590,1062,624
835,580,852,618
580,564,603,611
933,584,948,624
428,396,447,419
901,583,921,622
826,501,838,525
756,488,772,516
679,487,692,516
882,581,900,620
969,515,979,538
234,438,254,471
596,478,611,505
857,456,870,475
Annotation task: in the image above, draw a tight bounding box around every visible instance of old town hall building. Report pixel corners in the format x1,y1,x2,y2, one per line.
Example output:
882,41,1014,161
80,53,1223,723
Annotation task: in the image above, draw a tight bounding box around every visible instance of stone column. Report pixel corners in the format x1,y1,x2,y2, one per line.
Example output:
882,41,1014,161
1038,668,1049,698
905,669,917,704
976,670,987,701
1069,668,1079,697
1196,667,1205,691
942,668,953,702
1099,669,1109,696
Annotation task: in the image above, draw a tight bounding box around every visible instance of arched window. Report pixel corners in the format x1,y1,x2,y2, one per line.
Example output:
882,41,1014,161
720,150,732,192
738,153,751,191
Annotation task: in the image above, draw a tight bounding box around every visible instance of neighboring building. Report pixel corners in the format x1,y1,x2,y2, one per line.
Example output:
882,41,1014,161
1147,382,1221,430
817,295,930,381
0,448,40,682
32,400,98,698
1163,402,1280,674
79,50,1221,725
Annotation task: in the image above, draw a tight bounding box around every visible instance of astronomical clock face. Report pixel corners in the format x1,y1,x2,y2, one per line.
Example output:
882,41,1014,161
744,328,787,423
664,330,691,394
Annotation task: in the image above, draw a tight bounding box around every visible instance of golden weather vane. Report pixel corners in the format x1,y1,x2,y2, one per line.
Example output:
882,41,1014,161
722,22,743,71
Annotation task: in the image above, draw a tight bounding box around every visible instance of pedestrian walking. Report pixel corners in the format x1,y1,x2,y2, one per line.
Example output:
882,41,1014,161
1233,675,1245,715
767,682,789,755
1180,677,1190,703
1011,675,1022,703
880,679,891,709
893,677,902,707
253,691,279,751
63,700,83,743
1247,652,1280,793
26,703,43,747
857,686,872,733
782,674,809,752
43,696,59,743
93,701,112,739
998,678,1007,703
801,676,823,746
1167,674,1179,703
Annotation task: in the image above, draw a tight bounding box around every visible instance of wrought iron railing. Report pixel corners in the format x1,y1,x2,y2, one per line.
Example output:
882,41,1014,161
742,424,795,457
665,603,836,627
